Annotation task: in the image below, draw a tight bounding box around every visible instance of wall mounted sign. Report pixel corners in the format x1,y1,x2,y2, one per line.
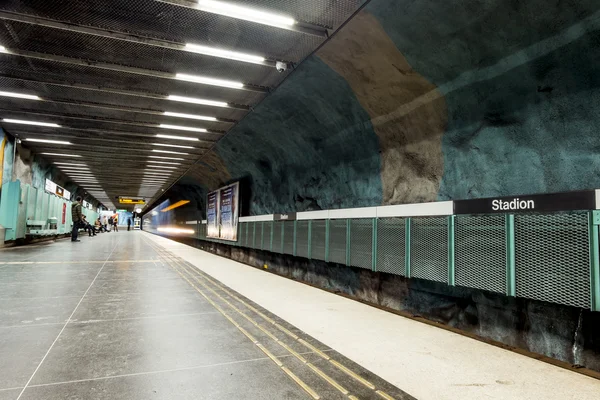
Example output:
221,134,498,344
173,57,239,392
274,213,297,221
119,197,145,205
45,179,57,194
206,182,240,241
454,190,596,215
206,191,219,239
45,179,70,200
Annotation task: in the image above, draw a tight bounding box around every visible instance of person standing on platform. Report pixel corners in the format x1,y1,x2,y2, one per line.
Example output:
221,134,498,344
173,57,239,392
71,196,83,242
103,215,109,232
127,218,132,231
113,213,119,232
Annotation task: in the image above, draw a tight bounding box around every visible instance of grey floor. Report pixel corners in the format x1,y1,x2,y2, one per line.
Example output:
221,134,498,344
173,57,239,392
0,231,411,400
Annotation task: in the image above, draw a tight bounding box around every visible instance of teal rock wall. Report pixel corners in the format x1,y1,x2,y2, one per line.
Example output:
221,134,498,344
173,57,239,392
166,0,600,217
367,0,600,199
215,56,383,215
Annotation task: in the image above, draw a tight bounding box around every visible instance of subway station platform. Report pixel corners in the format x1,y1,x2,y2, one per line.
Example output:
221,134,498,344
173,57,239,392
1,232,599,400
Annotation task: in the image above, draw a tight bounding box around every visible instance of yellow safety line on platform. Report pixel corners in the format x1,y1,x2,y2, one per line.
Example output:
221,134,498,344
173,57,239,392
144,243,321,400
307,363,350,395
377,390,396,400
282,367,321,400
149,245,393,400
164,253,395,398
330,360,376,390
173,259,355,399
148,245,395,400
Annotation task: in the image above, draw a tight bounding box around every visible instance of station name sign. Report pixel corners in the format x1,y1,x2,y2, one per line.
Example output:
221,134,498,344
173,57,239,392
454,190,596,215
274,212,297,221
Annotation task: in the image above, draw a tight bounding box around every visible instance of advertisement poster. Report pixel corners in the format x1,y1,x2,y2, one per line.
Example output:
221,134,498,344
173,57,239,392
218,182,239,241
206,191,219,238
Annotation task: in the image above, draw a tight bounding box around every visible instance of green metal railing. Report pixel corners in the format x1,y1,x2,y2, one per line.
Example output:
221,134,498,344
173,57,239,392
193,211,600,312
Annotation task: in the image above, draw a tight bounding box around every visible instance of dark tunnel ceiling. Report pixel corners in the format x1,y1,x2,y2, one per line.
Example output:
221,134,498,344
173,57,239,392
0,0,366,210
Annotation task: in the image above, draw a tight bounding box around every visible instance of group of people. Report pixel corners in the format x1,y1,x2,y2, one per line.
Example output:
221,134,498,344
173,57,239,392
71,196,128,242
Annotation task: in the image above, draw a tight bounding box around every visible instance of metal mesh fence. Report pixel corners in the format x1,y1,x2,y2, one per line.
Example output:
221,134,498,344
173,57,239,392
329,219,348,265
350,219,373,270
296,221,310,258
311,220,327,261
249,222,257,249
198,210,596,311
376,218,406,276
283,221,295,255
238,222,246,247
272,222,284,253
262,222,273,251
455,215,506,293
411,217,448,283
515,213,591,308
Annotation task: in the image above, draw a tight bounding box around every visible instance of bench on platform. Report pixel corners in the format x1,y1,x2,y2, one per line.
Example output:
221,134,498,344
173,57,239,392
26,217,59,236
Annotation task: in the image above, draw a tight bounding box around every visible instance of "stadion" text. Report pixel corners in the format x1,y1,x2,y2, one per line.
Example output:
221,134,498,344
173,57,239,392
492,198,535,211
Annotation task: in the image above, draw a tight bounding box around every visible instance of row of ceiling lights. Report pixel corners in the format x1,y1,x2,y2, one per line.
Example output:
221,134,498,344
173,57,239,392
0,0,301,206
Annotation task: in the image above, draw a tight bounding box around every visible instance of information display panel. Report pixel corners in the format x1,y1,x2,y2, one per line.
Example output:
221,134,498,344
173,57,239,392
206,182,240,241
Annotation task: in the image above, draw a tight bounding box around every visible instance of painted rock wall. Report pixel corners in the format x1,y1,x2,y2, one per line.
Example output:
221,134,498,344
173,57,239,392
167,0,600,218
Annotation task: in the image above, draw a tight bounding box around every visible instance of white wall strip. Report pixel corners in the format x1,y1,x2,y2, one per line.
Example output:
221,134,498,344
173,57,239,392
297,210,329,220
376,201,454,218
328,207,377,220
239,216,256,222
596,189,600,210
254,214,275,222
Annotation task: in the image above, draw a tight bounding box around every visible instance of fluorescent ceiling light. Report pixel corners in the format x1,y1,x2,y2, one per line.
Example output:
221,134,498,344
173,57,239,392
195,0,295,29
175,73,244,89
144,170,175,175
149,155,185,160
152,149,189,155
42,153,81,157
53,162,87,166
167,95,228,108
184,43,265,64
0,91,40,100
26,138,70,145
156,134,199,142
152,143,195,149
0,46,6,53
3,119,60,128
146,165,178,169
159,124,207,133
147,160,181,165
163,111,217,121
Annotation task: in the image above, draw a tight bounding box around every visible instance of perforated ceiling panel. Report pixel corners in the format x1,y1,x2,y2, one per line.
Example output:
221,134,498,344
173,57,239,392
0,0,366,209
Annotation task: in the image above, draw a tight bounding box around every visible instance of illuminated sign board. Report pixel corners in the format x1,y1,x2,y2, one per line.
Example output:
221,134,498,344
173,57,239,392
45,179,70,200
119,197,145,205
45,179,57,193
